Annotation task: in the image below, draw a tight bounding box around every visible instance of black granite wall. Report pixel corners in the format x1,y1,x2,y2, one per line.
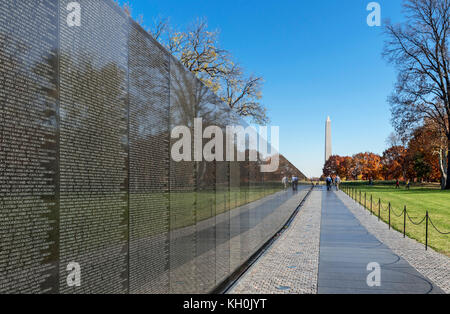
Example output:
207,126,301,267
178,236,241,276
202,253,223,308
0,0,304,294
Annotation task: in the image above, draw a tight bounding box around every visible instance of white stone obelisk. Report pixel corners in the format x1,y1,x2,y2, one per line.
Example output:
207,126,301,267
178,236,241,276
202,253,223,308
325,116,332,163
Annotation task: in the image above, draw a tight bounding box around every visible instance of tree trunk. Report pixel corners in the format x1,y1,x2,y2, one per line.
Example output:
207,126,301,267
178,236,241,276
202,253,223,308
445,140,450,190
439,148,447,189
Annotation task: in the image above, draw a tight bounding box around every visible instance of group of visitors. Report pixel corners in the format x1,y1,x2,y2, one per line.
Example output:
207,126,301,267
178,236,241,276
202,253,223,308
282,174,345,192
325,175,341,191
282,176,299,191
395,179,411,190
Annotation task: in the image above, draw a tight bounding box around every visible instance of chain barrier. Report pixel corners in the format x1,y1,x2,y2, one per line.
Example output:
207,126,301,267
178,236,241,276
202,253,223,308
391,207,405,217
406,212,426,226
428,216,450,235
342,185,449,252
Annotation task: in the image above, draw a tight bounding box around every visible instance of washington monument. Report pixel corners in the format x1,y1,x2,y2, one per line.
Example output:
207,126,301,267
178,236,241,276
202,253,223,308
325,116,332,163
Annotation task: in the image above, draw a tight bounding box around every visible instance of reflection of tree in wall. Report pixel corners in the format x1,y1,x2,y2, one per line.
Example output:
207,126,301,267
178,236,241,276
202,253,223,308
58,51,128,252
169,59,199,190
0,30,59,285
128,26,170,192
170,59,230,189
59,53,126,138
0,32,58,138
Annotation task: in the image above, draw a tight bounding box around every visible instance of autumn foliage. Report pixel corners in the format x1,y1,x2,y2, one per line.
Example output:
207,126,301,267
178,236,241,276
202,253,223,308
323,124,443,182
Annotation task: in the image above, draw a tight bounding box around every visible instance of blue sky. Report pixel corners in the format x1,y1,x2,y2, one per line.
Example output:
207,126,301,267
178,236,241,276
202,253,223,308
120,0,405,177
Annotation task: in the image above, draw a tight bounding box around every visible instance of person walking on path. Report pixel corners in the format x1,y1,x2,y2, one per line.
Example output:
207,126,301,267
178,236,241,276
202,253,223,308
326,176,332,191
335,175,341,191
292,176,299,191
396,179,400,189
282,176,288,189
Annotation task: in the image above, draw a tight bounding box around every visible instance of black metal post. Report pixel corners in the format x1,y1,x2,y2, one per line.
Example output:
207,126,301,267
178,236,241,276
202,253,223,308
403,206,406,238
388,202,391,229
364,192,366,209
425,211,429,251
378,198,381,221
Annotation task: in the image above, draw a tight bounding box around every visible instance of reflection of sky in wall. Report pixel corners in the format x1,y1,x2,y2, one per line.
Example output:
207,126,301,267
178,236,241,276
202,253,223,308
61,0,128,71
120,0,406,177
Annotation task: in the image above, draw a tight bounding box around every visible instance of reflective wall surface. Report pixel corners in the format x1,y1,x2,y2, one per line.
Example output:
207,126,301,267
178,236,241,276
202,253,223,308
0,0,308,294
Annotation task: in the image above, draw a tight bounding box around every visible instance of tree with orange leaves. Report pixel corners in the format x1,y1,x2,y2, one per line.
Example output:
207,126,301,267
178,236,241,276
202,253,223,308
323,155,340,177
407,124,442,183
381,146,407,180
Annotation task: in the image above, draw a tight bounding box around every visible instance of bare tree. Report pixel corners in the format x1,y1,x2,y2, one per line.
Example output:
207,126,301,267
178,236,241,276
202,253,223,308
118,3,269,124
120,1,132,16
164,19,269,124
148,16,171,41
223,64,269,124
167,19,231,87
383,0,450,189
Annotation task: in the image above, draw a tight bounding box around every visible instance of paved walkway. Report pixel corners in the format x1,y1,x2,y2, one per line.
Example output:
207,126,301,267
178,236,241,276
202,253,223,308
319,189,443,294
229,189,322,294
230,187,447,294
336,190,450,293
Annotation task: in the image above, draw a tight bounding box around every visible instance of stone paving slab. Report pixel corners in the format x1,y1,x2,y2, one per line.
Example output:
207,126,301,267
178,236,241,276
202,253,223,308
336,190,450,293
229,189,322,294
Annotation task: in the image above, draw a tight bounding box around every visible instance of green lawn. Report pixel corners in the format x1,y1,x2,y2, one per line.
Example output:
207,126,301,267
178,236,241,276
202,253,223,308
173,185,286,229
129,183,286,236
342,184,450,256
45,185,287,260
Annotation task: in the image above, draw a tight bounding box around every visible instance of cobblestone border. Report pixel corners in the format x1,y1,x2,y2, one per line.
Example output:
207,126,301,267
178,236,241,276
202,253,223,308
336,191,450,293
229,190,322,294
